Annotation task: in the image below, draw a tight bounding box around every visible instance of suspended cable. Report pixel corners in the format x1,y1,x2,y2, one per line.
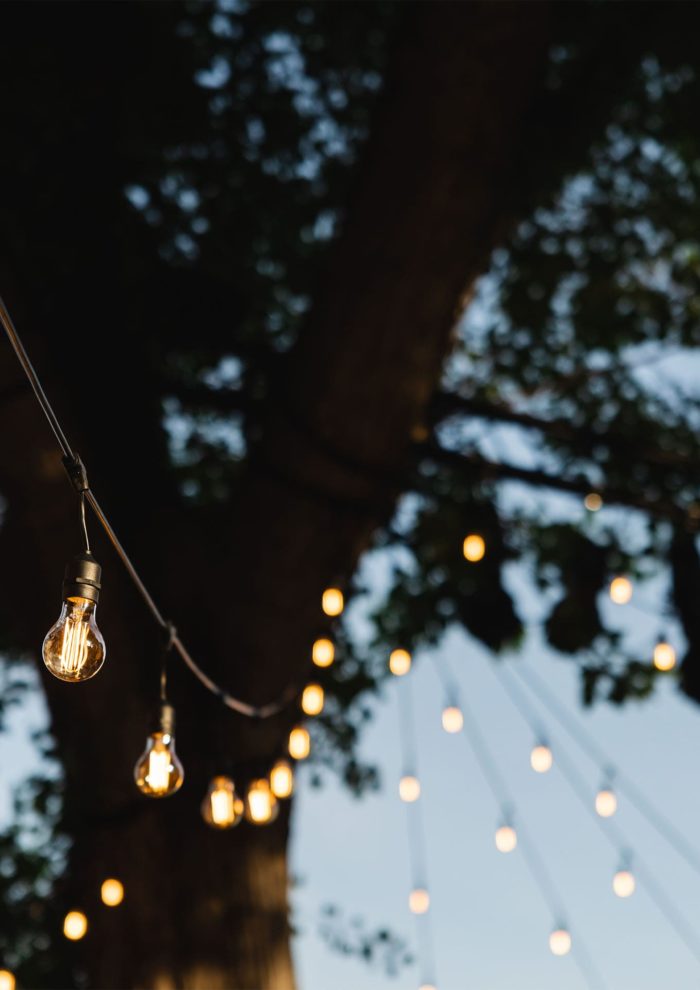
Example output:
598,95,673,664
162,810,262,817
0,293,298,719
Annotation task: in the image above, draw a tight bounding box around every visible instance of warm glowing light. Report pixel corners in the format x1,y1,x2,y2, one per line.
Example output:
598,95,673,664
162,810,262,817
530,744,553,773
288,726,311,760
0,970,15,990
584,492,603,512
301,683,325,716
595,788,617,818
134,731,184,798
202,776,243,829
418,985,437,990
100,878,124,907
495,825,517,853
43,596,105,682
613,870,636,898
549,928,571,956
609,577,633,604
441,706,463,733
463,534,486,562
312,638,335,668
270,760,294,799
389,649,412,677
399,775,421,802
409,888,430,914
653,641,676,672
63,910,88,941
322,587,344,617
245,778,279,825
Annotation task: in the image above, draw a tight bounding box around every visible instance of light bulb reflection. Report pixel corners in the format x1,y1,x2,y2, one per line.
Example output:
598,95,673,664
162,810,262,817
389,649,412,677
409,888,430,914
595,788,617,818
312,638,335,668
609,577,633,604
530,744,553,774
399,775,420,802
100,878,124,907
549,928,571,956
613,870,636,898
63,910,88,941
245,778,279,825
322,588,344,617
494,825,517,853
441,706,463,733
463,534,485,562
653,641,676,672
288,726,311,760
270,760,294,799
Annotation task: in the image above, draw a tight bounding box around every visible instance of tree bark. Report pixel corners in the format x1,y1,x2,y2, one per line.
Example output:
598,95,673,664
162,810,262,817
0,3,554,987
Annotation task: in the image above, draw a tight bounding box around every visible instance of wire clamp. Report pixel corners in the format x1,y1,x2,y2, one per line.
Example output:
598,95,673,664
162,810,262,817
62,453,90,493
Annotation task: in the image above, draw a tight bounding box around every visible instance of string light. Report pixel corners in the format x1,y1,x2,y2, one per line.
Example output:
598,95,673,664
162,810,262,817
595,787,617,818
312,638,335,668
322,587,344,617
301,683,324,716
399,774,421,802
494,824,517,853
63,910,88,941
609,576,633,604
584,492,603,511
100,878,124,907
653,641,676,672
134,705,184,798
549,928,572,956
202,776,243,828
0,971,15,990
288,726,311,760
409,888,430,914
389,648,412,677
245,779,279,825
270,760,294,799
418,985,437,990
43,552,105,682
441,705,463,733
613,869,636,898
530,743,553,774
462,534,485,562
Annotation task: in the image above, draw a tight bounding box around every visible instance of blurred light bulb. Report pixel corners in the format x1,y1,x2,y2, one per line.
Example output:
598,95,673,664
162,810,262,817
100,878,124,907
653,641,676,672
463,534,485,562
134,706,184,798
202,775,243,829
0,970,15,990
399,775,420,802
245,778,279,825
63,910,88,941
441,706,463,733
322,587,344,616
301,683,324,716
494,825,517,853
409,888,430,914
549,928,571,956
312,638,335,668
613,869,635,898
595,788,617,818
584,492,603,512
43,554,105,682
288,726,311,760
389,649,412,677
270,759,294,799
609,577,632,604
418,985,437,990
530,744,553,773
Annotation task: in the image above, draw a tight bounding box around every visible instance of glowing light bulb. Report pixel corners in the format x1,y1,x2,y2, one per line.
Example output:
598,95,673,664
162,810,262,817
530,744,553,773
494,825,517,853
245,778,279,825
63,910,88,941
312,638,335,668
288,726,311,760
399,775,421,802
43,553,105,682
584,492,603,512
0,970,15,990
134,706,184,798
653,641,676,672
549,928,571,956
463,534,485,562
419,985,437,990
389,649,412,676
322,587,344,616
301,683,325,716
613,869,635,898
100,878,124,907
270,759,294,799
409,888,430,914
202,776,243,829
609,577,632,604
441,706,463,733
595,788,617,818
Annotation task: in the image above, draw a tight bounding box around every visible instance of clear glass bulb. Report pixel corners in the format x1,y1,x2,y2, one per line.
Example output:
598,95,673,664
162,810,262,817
245,778,279,825
134,731,184,797
43,596,105,682
270,760,294,799
202,775,243,828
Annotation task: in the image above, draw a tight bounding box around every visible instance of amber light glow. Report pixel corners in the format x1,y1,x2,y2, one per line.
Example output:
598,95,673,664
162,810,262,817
134,732,184,797
549,928,571,956
288,726,311,760
399,775,421,802
100,878,124,907
63,910,88,941
301,683,324,716
595,788,617,818
530,744,553,774
389,649,412,677
322,587,344,617
463,534,486,562
584,492,603,511
494,825,517,853
409,888,430,914
0,970,15,990
202,776,243,829
613,870,636,898
43,597,105,682
609,577,633,604
441,706,463,734
245,779,279,825
312,638,335,668
270,760,294,799
653,641,676,672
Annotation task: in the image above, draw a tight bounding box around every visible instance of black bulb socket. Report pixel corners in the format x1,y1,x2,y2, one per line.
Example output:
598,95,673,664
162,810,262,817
62,551,102,604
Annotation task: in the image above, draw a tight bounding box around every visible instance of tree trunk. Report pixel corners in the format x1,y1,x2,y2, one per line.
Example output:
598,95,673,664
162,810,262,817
0,3,553,987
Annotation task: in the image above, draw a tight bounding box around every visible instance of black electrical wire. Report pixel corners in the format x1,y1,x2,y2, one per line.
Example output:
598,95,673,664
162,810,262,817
0,293,297,719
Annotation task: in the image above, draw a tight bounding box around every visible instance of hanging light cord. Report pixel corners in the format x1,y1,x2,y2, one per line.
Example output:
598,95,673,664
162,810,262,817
0,294,297,719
